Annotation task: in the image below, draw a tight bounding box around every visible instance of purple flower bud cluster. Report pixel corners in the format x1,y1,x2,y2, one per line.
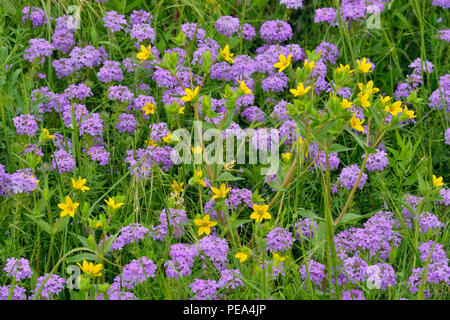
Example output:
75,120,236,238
124,146,173,179
52,15,75,53
111,223,150,251
199,235,229,271
24,38,54,63
130,24,155,43
299,259,326,286
338,164,367,190
189,279,219,300
439,29,450,43
116,113,138,134
22,6,47,28
314,8,338,26
342,289,365,300
4,257,33,281
215,16,240,38
308,142,340,171
218,269,244,290
87,144,110,166
279,0,303,9
265,227,295,252
108,85,134,103
152,208,187,241
429,74,450,112
115,257,157,289
363,148,389,171
32,274,66,300
241,106,266,123
0,285,27,300
165,243,199,279
181,23,206,40
13,114,38,136
294,218,318,241
103,11,127,32
259,20,293,43
98,60,124,83
129,10,152,25
79,113,103,137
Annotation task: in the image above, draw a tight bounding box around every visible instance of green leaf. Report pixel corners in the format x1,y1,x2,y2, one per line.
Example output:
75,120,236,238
65,253,99,263
345,128,377,154
215,172,244,182
296,208,323,221
24,213,51,235
327,144,354,154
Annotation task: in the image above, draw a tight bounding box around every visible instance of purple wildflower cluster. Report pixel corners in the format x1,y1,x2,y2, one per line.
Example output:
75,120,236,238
152,208,187,241
0,165,39,197
111,223,150,251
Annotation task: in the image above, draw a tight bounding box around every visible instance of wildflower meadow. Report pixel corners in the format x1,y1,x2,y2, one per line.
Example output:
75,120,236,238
0,0,449,303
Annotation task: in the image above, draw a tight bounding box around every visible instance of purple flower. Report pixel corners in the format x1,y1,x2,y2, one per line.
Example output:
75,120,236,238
87,145,109,166
22,6,47,27
280,0,303,9
32,274,66,300
241,106,265,123
111,223,150,251
316,41,339,64
259,20,293,43
408,263,450,294
271,100,291,122
308,142,340,171
299,259,326,286
51,149,75,173
342,255,368,283
199,235,229,271
261,72,288,92
24,38,54,63
4,257,33,281
215,16,240,38
129,10,152,25
64,83,93,101
13,114,38,136
314,7,337,26
165,243,199,279
445,128,450,145
108,85,133,102
363,148,389,171
366,263,397,290
408,58,434,74
266,227,295,252
181,23,206,40
98,60,124,83
439,188,450,206
429,74,449,112
52,16,75,53
242,23,256,40
0,285,27,300
116,113,138,134
432,0,450,9
103,11,127,32
189,279,219,300
295,218,318,241
342,289,365,300
117,257,157,289
152,208,187,241
79,113,103,137
338,164,367,189
418,241,448,265
69,45,107,70
52,58,75,78
218,269,244,290
129,24,155,43
438,29,450,43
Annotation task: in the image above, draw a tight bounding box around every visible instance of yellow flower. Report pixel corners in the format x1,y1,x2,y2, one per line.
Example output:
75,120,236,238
357,57,372,73
210,183,231,200
181,87,199,102
30,175,40,185
178,106,185,114
336,64,354,74
403,106,416,119
76,260,103,277
172,181,184,195
162,134,173,144
146,139,157,147
137,45,151,62
273,53,292,73
42,128,55,140
72,176,89,192
58,195,79,218
358,81,379,96
219,44,234,64
193,169,206,187
433,175,444,188
250,203,271,223
359,93,371,110
380,95,391,104
235,251,248,263
304,60,315,72
194,214,217,236
271,252,286,262
385,101,403,116
238,80,253,95
104,197,124,209
350,113,365,132
340,98,353,109
290,83,311,97
281,152,292,162
192,145,203,155
142,103,155,116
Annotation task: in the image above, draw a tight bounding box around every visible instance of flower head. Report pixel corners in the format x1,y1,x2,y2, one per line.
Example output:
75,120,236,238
219,44,234,64
76,260,103,277
172,181,184,195
357,57,372,73
238,80,253,95
290,83,311,97
142,102,155,116
104,197,124,209
137,45,151,62
433,175,444,188
350,113,365,132
340,98,353,109
194,214,217,236
211,184,231,200
274,54,292,73
235,251,248,263
385,101,403,116
71,177,89,192
250,203,271,223
181,87,199,102
192,170,206,187
58,196,79,218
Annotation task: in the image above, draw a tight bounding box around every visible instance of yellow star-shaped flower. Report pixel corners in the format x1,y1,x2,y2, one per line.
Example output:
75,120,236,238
250,203,271,223
273,54,292,73
137,45,151,62
71,176,90,192
142,103,155,116
219,44,234,64
340,98,353,109
350,113,365,132
104,197,124,210
235,251,248,263
385,101,403,116
58,195,79,218
433,175,444,188
172,181,184,195
290,83,311,97
357,57,372,73
238,80,253,95
194,214,217,236
210,183,231,200
181,87,199,102
77,260,103,277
